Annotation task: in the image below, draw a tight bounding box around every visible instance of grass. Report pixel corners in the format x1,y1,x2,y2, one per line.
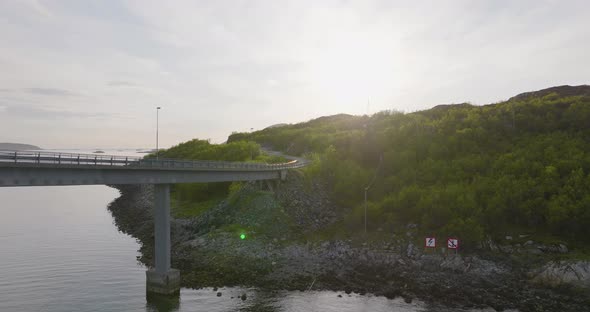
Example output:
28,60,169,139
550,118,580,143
174,186,300,245
171,196,224,218
237,191,297,236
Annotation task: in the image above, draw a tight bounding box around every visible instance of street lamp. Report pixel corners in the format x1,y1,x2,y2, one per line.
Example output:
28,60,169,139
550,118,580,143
364,155,383,235
156,107,161,160
364,186,369,234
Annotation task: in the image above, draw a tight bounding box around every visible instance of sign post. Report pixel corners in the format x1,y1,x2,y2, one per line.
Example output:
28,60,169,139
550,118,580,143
447,238,459,254
425,237,436,252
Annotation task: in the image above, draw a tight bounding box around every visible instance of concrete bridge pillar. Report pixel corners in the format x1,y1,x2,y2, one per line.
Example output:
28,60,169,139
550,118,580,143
146,184,180,296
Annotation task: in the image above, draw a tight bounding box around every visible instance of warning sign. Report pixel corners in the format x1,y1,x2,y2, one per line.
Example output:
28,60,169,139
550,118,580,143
447,238,459,249
425,237,436,248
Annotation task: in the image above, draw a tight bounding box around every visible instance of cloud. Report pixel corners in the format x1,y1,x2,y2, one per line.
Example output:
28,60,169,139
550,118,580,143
0,1,589,148
23,87,79,97
0,96,112,120
266,79,279,87
6,104,112,119
24,0,54,18
107,80,139,87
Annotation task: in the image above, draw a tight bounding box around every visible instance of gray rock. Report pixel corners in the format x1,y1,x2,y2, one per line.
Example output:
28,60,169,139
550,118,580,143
187,237,207,247
440,255,466,272
524,247,543,255
533,261,590,287
538,244,569,254
499,245,514,253
559,243,569,253
406,243,415,258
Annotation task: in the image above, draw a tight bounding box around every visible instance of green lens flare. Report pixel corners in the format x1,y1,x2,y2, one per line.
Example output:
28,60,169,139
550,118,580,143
240,233,246,240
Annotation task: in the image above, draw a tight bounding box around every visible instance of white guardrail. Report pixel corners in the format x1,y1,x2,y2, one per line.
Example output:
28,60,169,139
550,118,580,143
0,150,305,171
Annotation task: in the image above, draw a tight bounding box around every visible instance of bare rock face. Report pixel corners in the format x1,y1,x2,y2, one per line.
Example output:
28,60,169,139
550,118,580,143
275,171,339,232
532,261,590,287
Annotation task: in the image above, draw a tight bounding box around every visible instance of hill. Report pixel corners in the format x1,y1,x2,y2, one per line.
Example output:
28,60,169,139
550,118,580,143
0,143,41,150
228,85,590,247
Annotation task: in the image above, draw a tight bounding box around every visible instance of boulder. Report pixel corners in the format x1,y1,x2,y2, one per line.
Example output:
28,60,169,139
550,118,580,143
532,261,590,287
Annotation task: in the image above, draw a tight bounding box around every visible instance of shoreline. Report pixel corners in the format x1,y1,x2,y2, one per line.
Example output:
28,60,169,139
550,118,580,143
107,183,590,311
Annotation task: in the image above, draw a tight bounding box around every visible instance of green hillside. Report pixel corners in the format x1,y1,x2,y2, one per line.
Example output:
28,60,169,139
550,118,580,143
227,85,590,248
150,139,286,217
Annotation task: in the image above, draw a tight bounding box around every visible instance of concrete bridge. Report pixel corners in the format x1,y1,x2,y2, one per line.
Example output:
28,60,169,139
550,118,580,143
0,150,305,296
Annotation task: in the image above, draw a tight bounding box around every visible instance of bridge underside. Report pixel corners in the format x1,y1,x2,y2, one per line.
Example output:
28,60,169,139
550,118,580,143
0,164,282,187
0,162,290,297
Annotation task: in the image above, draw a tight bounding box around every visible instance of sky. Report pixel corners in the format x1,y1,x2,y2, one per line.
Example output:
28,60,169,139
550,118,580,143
0,0,588,149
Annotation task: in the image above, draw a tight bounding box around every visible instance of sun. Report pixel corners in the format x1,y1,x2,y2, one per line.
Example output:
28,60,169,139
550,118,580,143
303,31,401,111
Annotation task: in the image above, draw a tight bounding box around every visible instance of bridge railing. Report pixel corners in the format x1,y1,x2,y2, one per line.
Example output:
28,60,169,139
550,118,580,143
0,150,305,171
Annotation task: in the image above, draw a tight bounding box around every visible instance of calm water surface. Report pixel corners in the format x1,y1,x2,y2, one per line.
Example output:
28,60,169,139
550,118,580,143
0,149,468,312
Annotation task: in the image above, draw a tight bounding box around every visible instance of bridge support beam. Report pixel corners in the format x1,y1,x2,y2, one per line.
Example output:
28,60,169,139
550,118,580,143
146,184,180,297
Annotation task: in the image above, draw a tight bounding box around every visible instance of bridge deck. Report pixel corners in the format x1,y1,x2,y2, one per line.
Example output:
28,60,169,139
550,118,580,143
0,150,303,171
0,150,304,187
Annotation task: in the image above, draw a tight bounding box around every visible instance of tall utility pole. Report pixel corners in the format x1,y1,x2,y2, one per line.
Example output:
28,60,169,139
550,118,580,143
156,107,161,160
512,102,516,130
363,117,371,235
364,154,383,235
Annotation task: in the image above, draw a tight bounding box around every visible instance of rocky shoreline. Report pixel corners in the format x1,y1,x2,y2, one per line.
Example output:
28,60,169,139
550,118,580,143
107,181,590,312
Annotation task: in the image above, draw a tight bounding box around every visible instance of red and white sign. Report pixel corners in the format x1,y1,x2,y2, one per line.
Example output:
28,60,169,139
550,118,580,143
425,237,436,248
447,238,459,249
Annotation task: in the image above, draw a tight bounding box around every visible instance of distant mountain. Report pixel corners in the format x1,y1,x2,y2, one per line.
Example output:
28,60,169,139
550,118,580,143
0,143,41,151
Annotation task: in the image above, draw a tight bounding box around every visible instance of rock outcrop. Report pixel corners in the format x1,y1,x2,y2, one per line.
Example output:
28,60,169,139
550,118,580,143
532,261,590,287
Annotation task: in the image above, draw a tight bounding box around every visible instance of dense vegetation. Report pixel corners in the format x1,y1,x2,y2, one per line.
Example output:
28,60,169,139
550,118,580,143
228,86,590,248
150,139,285,216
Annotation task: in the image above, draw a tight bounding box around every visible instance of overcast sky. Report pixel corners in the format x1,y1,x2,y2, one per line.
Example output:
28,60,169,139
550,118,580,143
0,0,588,149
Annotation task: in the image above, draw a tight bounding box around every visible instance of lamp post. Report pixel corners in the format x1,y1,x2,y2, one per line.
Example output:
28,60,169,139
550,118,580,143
364,186,369,234
156,107,161,160
364,154,383,235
